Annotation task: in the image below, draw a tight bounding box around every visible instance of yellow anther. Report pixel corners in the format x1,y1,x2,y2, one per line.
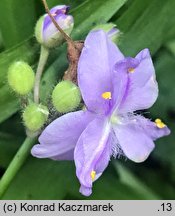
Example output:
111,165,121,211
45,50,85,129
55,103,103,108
155,118,166,129
102,91,112,100
128,67,135,73
90,170,96,181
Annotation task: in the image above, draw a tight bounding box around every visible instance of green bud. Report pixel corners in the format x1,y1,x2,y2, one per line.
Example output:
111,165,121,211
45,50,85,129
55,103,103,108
7,61,35,95
23,104,49,131
52,81,81,113
92,23,121,44
35,16,44,45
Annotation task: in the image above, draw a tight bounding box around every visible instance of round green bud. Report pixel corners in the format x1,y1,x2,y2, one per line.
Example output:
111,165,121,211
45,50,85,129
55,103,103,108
93,23,116,32
7,61,35,95
92,23,121,44
23,104,49,131
35,16,44,45
52,81,81,113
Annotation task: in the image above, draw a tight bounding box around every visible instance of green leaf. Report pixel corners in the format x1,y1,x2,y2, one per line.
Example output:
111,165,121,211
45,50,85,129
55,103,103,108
116,0,175,55
166,39,175,56
0,0,37,48
114,162,160,199
2,159,76,199
0,30,4,51
3,160,152,200
0,132,21,168
43,0,83,10
72,0,128,39
0,114,25,168
130,164,175,199
115,0,153,32
0,85,19,123
89,179,149,199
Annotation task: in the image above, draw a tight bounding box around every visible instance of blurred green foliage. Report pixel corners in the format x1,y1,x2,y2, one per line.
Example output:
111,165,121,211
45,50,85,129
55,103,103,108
0,0,175,199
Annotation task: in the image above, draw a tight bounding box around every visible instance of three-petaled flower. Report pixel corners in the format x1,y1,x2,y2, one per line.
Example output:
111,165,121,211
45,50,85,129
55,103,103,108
31,30,170,196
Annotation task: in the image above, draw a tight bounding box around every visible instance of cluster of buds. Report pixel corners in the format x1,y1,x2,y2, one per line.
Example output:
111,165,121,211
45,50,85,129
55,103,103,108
7,61,49,133
6,4,78,135
7,4,121,136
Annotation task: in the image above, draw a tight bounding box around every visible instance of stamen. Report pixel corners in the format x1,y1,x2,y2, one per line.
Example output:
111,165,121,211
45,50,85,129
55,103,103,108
155,118,166,128
128,67,135,73
102,91,112,100
90,170,96,181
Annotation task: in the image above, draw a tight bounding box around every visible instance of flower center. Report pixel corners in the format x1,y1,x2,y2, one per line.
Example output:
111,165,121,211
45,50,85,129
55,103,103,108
155,118,166,128
90,170,96,181
128,67,135,73
110,114,120,124
101,91,112,100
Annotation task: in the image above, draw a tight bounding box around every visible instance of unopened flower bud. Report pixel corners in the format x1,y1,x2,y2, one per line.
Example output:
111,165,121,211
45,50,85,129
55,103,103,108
23,104,49,131
7,61,35,95
92,23,121,43
52,81,81,113
35,5,74,48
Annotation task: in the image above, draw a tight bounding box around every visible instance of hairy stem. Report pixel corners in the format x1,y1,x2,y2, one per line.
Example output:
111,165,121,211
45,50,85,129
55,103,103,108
34,45,49,104
0,137,36,198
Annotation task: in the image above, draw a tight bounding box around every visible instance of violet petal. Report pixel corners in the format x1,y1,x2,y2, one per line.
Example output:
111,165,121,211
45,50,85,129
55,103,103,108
43,5,68,31
78,30,124,114
113,116,155,162
43,13,73,42
112,51,158,113
133,115,171,140
31,111,95,160
74,117,111,195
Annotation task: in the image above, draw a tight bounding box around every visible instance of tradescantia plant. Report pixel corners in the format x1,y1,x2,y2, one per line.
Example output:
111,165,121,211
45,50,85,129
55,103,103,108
0,0,175,199
10,0,171,196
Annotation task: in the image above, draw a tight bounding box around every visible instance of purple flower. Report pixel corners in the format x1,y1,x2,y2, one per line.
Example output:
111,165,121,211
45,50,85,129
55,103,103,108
31,30,170,196
36,5,74,48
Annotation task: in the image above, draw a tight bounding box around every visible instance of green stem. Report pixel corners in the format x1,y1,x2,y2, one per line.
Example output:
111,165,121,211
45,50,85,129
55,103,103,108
34,45,49,104
0,137,36,198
